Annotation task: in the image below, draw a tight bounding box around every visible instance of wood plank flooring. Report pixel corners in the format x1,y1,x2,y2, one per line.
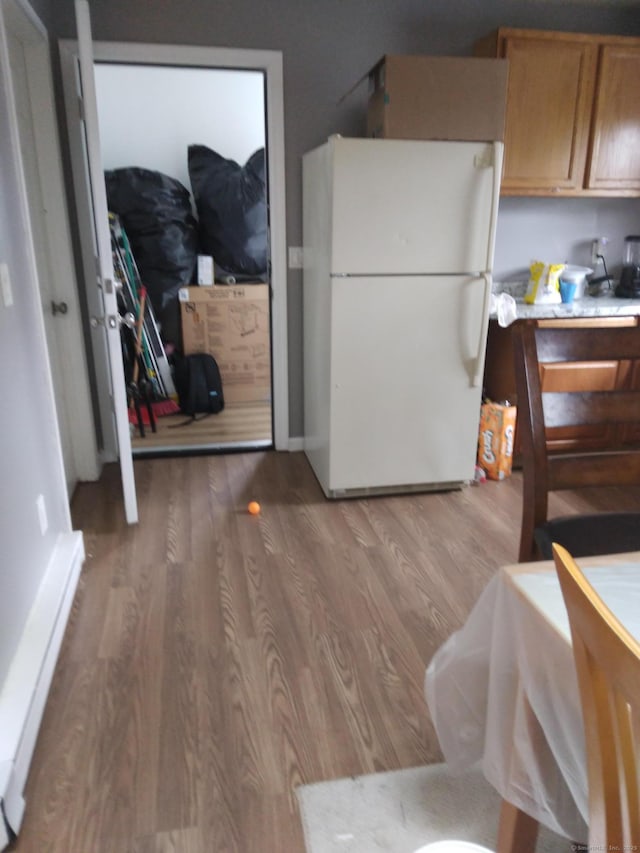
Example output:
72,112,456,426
11,453,640,852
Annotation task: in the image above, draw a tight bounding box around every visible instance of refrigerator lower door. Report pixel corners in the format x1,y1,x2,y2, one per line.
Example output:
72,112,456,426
327,274,488,495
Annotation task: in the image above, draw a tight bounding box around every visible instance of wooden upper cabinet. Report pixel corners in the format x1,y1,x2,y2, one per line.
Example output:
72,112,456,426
587,44,640,191
475,28,640,196
499,32,597,192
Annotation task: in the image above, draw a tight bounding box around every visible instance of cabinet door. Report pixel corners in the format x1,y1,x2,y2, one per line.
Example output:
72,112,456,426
586,45,640,191
499,32,598,193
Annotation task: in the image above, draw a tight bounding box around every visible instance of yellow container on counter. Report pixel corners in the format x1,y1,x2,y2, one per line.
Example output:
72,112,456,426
524,261,565,305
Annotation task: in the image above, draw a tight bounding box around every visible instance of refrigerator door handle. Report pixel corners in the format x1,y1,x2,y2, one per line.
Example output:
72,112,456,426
486,141,503,272
472,272,492,388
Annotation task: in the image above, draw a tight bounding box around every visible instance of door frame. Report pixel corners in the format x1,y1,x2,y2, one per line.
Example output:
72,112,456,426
59,39,290,451
2,0,99,488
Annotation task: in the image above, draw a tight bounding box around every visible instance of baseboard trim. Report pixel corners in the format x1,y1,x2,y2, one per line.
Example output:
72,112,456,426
0,531,84,837
288,436,304,452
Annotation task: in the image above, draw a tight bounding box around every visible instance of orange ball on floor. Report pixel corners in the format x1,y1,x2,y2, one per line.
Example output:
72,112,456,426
248,501,261,515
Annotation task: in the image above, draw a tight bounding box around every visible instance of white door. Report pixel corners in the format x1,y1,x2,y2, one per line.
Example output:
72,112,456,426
329,274,488,492
330,138,503,275
72,0,138,523
2,0,99,495
5,12,73,488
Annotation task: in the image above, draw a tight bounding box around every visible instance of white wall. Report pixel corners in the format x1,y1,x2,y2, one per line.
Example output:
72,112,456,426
0,13,70,688
94,63,266,194
0,4,85,832
494,197,640,283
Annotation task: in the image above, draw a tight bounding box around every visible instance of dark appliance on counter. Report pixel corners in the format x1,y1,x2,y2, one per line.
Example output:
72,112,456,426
615,235,640,298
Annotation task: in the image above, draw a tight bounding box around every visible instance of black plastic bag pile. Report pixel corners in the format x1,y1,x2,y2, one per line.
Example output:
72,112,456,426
105,167,198,345
188,145,268,281
105,147,269,350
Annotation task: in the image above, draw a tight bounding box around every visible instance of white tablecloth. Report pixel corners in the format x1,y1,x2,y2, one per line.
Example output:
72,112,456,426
424,554,640,843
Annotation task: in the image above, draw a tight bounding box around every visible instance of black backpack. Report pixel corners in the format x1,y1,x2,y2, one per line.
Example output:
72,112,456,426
173,353,224,418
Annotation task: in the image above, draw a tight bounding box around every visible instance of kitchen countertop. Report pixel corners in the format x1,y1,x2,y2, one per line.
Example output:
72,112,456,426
491,282,640,322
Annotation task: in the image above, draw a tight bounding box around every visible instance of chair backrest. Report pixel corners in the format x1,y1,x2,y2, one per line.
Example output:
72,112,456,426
552,543,640,850
513,322,640,561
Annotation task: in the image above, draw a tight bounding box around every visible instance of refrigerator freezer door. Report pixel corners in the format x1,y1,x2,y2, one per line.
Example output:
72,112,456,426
328,274,487,493
330,137,501,276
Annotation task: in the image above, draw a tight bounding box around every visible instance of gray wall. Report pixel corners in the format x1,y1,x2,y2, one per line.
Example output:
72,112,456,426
25,0,50,28
52,0,640,437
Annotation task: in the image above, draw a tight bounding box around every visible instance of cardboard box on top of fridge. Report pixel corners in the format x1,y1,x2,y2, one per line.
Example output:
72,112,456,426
179,284,271,404
477,400,517,480
365,55,508,142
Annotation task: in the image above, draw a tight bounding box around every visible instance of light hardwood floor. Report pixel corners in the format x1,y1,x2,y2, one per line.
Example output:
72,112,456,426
131,402,272,454
11,452,640,852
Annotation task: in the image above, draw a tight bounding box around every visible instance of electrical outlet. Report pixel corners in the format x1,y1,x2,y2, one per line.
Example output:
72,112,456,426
591,238,608,266
288,246,304,269
0,262,13,307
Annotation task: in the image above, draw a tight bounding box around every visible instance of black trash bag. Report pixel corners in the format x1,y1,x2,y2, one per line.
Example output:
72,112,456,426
105,167,198,345
213,259,268,285
188,145,268,278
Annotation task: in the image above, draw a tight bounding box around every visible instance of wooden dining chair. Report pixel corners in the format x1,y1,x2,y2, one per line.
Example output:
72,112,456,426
552,543,640,850
513,322,640,562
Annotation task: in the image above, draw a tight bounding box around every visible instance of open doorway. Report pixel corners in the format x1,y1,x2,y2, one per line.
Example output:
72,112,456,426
60,38,289,474
93,62,272,454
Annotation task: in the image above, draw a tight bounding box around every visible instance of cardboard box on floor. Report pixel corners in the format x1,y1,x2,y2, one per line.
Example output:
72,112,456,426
477,401,517,481
365,55,508,142
179,284,271,404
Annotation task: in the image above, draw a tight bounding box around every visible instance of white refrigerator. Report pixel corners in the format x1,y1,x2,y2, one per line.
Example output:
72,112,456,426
302,135,503,498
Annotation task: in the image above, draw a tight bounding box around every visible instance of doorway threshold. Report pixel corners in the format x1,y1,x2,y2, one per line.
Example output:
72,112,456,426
132,438,272,458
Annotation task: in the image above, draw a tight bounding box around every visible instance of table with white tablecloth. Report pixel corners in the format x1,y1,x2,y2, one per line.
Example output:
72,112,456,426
424,551,640,845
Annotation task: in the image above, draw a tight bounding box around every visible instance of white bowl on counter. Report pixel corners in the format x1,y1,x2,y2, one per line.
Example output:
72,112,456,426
560,265,593,299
